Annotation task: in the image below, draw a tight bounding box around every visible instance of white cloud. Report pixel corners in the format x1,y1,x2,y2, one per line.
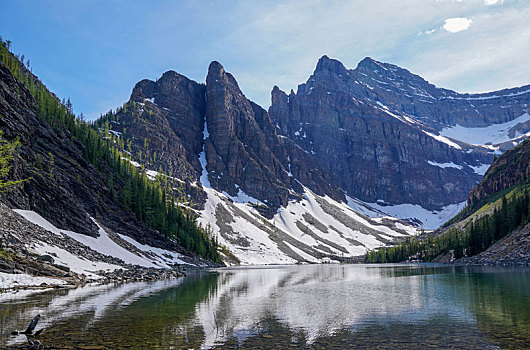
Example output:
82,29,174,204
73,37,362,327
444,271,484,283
443,17,473,33
484,0,503,5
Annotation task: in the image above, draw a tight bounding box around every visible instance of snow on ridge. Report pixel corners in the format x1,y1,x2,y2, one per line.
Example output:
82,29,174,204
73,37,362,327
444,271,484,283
441,88,530,101
440,112,530,146
358,201,467,230
198,185,418,266
422,130,462,150
427,160,463,170
374,103,412,125
13,210,189,279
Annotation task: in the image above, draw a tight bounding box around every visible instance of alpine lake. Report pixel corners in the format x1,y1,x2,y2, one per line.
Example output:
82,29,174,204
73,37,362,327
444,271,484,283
1,264,529,349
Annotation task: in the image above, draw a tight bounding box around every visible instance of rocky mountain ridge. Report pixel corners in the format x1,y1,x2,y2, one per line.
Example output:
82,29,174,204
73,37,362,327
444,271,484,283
0,42,217,285
103,60,426,264
102,56,529,264
269,56,530,213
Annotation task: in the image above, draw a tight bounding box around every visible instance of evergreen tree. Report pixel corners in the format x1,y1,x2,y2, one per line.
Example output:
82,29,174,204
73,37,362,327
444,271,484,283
0,38,221,263
0,132,27,192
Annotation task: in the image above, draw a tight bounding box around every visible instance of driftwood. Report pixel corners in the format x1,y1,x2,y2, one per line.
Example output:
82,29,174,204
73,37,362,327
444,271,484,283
10,314,44,349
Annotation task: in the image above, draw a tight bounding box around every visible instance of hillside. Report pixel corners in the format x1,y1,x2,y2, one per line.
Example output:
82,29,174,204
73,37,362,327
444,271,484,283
366,138,530,264
0,40,220,288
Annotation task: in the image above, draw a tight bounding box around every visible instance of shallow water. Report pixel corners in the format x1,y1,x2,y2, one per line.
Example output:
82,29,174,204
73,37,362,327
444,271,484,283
1,264,529,349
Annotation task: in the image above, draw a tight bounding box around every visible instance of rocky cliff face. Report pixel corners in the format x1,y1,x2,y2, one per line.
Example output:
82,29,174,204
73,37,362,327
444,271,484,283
269,56,530,211
468,138,530,206
114,70,206,181
204,61,342,208
104,62,421,264
101,56,530,263
110,61,343,213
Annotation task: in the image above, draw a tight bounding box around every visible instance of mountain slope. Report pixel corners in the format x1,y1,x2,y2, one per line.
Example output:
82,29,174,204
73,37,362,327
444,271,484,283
269,56,530,218
468,138,530,207
366,138,530,264
103,62,420,264
0,40,219,280
102,56,529,264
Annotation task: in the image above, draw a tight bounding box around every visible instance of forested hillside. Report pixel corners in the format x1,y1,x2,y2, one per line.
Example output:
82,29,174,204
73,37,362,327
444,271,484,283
366,138,530,264
0,38,220,263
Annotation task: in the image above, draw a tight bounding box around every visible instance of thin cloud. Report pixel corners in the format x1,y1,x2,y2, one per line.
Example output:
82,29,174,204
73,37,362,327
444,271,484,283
484,0,503,5
1,0,529,118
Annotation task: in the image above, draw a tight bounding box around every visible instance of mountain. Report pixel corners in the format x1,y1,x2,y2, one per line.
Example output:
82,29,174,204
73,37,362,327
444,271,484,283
269,56,530,219
100,55,530,264
468,138,530,207
103,61,422,265
0,41,219,285
366,137,530,265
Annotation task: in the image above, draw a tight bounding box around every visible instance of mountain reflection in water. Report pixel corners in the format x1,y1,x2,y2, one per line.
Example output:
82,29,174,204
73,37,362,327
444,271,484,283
1,264,528,349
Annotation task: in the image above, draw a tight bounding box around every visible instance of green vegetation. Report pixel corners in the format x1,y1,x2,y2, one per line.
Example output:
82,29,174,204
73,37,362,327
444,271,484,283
0,248,16,261
0,131,27,192
0,38,221,263
366,184,530,263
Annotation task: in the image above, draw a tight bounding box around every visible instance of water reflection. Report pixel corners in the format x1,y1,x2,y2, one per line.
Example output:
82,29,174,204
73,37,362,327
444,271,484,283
1,264,528,349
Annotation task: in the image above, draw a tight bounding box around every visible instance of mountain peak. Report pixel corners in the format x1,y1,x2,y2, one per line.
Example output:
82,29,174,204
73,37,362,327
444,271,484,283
356,56,388,71
314,55,347,75
131,78,156,101
208,61,225,75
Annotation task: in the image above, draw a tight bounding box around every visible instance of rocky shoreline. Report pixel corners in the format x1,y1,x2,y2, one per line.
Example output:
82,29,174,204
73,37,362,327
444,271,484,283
0,203,203,293
1,265,188,294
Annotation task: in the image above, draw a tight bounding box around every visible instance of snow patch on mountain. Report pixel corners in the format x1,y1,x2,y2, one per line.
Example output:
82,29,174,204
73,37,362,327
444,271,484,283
422,131,462,150
355,201,467,230
222,185,264,205
197,185,418,265
440,112,530,146
427,161,463,170
13,210,189,278
468,163,490,176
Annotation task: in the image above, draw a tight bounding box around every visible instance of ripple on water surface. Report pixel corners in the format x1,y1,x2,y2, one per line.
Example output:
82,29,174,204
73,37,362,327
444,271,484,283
1,264,529,349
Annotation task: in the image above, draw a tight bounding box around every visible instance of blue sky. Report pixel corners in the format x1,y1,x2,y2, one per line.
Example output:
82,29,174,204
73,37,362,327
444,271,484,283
1,0,529,119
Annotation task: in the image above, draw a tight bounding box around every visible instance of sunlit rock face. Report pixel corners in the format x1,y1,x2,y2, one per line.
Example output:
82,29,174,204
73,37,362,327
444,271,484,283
106,56,529,263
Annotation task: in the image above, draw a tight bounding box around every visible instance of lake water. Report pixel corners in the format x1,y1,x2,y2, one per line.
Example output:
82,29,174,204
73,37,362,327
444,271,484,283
1,264,529,349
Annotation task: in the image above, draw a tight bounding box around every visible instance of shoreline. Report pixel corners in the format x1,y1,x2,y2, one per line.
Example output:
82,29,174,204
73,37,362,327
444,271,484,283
0,265,188,294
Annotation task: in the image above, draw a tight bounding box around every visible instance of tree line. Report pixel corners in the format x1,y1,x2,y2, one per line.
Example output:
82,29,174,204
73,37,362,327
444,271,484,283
0,38,221,263
366,185,530,263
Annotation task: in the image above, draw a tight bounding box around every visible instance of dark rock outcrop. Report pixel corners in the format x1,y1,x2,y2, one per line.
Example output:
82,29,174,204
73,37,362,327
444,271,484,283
114,71,206,181
204,61,342,208
468,138,530,206
110,62,343,213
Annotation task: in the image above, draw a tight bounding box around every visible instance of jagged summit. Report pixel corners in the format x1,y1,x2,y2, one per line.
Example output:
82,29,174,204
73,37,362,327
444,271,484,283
269,55,530,214
207,60,225,76
355,56,396,71
314,55,348,75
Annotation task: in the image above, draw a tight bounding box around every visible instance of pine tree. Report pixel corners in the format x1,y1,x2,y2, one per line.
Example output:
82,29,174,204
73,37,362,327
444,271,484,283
0,132,27,192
